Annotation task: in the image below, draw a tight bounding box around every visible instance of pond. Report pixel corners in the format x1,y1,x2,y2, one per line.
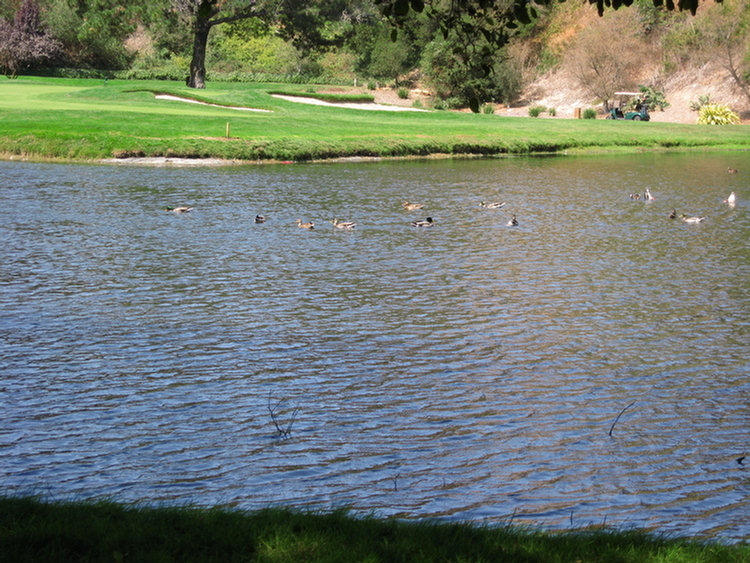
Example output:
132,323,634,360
0,153,748,541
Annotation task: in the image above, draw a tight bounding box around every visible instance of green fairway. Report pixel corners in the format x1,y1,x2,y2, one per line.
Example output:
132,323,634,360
1,76,749,162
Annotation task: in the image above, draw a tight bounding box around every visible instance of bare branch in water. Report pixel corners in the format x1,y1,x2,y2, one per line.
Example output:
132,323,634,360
609,401,636,437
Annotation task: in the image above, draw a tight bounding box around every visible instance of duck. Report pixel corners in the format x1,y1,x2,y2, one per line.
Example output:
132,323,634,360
480,201,506,209
295,219,314,229
411,217,434,227
254,214,266,223
402,201,424,211
507,214,518,226
629,193,641,200
669,209,677,219
643,188,655,201
724,191,736,206
331,218,356,229
680,213,705,223
728,167,738,174
165,206,193,213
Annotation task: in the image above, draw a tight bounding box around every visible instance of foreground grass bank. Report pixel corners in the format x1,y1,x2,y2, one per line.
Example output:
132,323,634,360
2,76,750,163
1,497,747,563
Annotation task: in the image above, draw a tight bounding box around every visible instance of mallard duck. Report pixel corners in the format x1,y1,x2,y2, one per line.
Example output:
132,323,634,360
724,192,736,206
480,201,506,209
669,209,677,219
331,218,356,229
411,217,434,227
629,193,641,200
680,213,705,223
402,201,424,211
165,206,193,213
295,219,314,229
254,214,266,223
507,214,518,226
728,167,738,174
643,188,655,201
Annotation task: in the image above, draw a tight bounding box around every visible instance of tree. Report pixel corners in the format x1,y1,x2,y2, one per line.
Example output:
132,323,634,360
0,0,61,77
175,0,717,91
567,10,650,111
701,0,750,103
173,0,360,88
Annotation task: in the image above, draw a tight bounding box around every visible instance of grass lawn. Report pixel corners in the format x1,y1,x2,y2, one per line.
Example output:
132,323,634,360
1,497,747,563
2,76,749,162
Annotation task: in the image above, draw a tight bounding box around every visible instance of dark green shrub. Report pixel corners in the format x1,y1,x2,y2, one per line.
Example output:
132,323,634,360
583,108,598,119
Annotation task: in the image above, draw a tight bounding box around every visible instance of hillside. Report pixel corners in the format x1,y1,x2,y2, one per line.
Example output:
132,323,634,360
372,2,750,124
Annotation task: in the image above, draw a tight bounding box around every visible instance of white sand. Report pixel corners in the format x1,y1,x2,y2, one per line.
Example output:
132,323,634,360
271,94,427,112
155,94,271,112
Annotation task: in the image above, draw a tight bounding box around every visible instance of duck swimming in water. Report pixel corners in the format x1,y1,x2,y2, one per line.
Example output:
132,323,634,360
411,217,434,227
480,201,506,209
165,206,193,213
296,219,314,229
643,188,655,201
669,209,677,219
507,214,518,226
331,218,356,229
728,167,738,174
402,201,424,211
254,214,266,223
680,213,705,223
724,192,736,206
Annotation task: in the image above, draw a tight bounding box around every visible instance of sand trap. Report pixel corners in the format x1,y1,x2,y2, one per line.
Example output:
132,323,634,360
155,94,272,112
271,94,427,112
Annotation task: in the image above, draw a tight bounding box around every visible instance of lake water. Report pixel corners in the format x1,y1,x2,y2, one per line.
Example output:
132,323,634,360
1,154,748,541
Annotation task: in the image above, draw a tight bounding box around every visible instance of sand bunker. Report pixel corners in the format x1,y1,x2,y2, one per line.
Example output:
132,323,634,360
271,94,427,112
155,94,271,112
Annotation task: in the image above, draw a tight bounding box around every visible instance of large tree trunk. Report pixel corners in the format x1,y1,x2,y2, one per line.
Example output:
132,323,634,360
187,16,211,89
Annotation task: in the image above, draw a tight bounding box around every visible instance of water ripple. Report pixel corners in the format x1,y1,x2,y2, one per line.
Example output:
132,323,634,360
0,155,748,540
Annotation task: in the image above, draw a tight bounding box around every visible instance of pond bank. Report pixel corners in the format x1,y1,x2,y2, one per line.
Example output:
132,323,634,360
2,497,746,563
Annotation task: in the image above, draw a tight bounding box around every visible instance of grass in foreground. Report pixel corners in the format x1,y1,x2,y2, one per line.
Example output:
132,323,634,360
1,497,747,563
1,76,750,163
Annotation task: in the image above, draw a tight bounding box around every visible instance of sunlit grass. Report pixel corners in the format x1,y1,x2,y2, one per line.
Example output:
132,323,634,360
1,76,749,162
1,497,747,563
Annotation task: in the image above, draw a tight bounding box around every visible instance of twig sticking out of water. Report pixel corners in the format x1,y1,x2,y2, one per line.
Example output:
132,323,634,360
268,393,298,440
609,401,636,437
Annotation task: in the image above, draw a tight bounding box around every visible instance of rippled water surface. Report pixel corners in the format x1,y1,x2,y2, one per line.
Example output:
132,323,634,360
1,154,748,540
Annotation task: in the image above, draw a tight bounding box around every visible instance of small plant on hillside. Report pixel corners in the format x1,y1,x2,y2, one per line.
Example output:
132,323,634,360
482,103,495,114
636,85,670,111
367,80,377,90
583,108,598,119
697,103,740,125
397,87,409,99
690,94,712,111
412,98,423,109
529,105,546,117
548,107,556,116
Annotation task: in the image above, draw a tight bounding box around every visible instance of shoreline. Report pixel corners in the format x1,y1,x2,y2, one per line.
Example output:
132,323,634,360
2,146,748,169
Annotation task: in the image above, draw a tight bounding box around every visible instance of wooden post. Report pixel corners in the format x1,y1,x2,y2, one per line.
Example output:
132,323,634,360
574,108,581,119
226,122,230,138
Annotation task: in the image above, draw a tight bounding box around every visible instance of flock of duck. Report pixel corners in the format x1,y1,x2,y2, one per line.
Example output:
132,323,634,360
629,187,737,223
166,199,521,228
165,167,738,228
628,167,739,223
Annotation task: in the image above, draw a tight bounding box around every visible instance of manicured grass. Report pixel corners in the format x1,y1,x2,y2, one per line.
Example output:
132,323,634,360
1,497,747,563
1,75,749,162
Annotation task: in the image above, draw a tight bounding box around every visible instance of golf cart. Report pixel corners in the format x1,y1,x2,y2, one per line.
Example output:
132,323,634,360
606,91,650,121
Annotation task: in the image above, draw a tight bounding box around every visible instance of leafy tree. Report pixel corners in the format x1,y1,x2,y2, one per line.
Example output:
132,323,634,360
173,0,360,88
0,0,61,76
